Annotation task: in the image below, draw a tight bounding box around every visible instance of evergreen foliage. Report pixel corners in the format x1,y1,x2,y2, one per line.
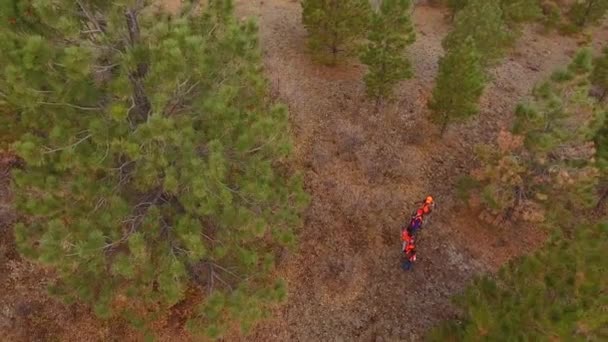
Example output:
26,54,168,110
592,47,608,102
1,0,308,338
360,0,416,102
301,0,372,65
500,0,543,23
466,50,603,228
429,53,608,340
429,37,485,135
442,0,513,64
568,0,608,27
445,0,469,14
446,0,542,24
428,222,608,341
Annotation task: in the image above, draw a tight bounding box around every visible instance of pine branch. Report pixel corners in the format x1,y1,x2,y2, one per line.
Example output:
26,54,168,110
39,101,101,111
125,3,151,123
208,263,214,295
212,272,233,291
209,261,242,280
76,1,104,35
164,79,201,116
43,134,92,154
101,188,165,255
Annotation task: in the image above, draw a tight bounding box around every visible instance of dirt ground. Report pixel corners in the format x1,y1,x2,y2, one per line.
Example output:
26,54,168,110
0,1,606,341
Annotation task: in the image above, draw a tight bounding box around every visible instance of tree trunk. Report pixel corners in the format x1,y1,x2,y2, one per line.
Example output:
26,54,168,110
332,45,338,65
595,187,608,213
440,113,449,137
125,7,151,123
600,88,607,102
374,97,382,113
579,0,595,27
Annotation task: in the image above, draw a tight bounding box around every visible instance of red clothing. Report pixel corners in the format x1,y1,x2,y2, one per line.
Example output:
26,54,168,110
402,230,416,257
420,203,432,215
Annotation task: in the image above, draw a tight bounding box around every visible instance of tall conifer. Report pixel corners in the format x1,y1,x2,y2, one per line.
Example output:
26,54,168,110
302,0,372,65
592,47,608,102
568,0,608,27
1,0,308,338
360,0,416,103
468,50,602,227
443,0,513,64
429,37,485,135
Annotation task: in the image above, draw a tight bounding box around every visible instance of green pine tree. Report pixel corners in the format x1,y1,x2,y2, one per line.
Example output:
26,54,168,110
592,48,608,210
360,0,416,104
568,0,608,27
429,37,485,135
446,0,469,17
429,222,608,341
592,47,608,102
443,0,513,64
301,0,372,65
446,0,541,24
1,0,308,338
500,0,542,23
466,50,603,228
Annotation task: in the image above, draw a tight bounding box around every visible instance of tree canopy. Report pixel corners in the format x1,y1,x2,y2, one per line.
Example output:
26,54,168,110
442,0,513,64
592,47,608,102
360,0,416,102
428,222,608,341
447,0,542,24
568,0,608,27
464,50,604,228
301,0,371,65
430,50,608,342
429,37,485,134
1,0,308,338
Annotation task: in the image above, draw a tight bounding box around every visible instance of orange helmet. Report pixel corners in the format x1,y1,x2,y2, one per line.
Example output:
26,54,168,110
425,196,433,204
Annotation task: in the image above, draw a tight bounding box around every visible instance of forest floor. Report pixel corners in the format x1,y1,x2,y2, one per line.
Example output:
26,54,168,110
1,1,607,341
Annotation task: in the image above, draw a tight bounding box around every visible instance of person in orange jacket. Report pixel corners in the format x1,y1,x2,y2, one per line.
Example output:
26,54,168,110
419,196,435,216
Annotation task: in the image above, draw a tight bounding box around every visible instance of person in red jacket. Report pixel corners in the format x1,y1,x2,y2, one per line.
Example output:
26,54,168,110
401,230,416,271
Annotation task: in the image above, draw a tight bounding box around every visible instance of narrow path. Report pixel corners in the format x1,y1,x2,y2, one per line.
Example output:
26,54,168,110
235,2,481,341
234,1,608,340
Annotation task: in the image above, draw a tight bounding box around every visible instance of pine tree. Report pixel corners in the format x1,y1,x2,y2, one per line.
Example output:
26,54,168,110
1,0,308,338
446,0,469,14
592,47,608,102
360,0,416,103
428,222,608,341
301,0,372,65
592,48,608,210
467,50,602,228
500,0,542,23
429,37,485,135
568,0,608,27
443,0,513,64
449,0,542,23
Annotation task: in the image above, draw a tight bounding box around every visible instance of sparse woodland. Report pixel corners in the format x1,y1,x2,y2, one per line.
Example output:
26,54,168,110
0,0,606,340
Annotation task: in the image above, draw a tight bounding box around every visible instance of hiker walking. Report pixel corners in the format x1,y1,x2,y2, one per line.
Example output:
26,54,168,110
401,230,416,271
401,195,435,271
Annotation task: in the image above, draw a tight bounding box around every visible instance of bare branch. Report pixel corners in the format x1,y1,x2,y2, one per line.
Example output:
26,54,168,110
208,263,214,295
209,261,242,280
124,6,151,122
39,101,101,111
76,0,104,35
212,272,233,291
